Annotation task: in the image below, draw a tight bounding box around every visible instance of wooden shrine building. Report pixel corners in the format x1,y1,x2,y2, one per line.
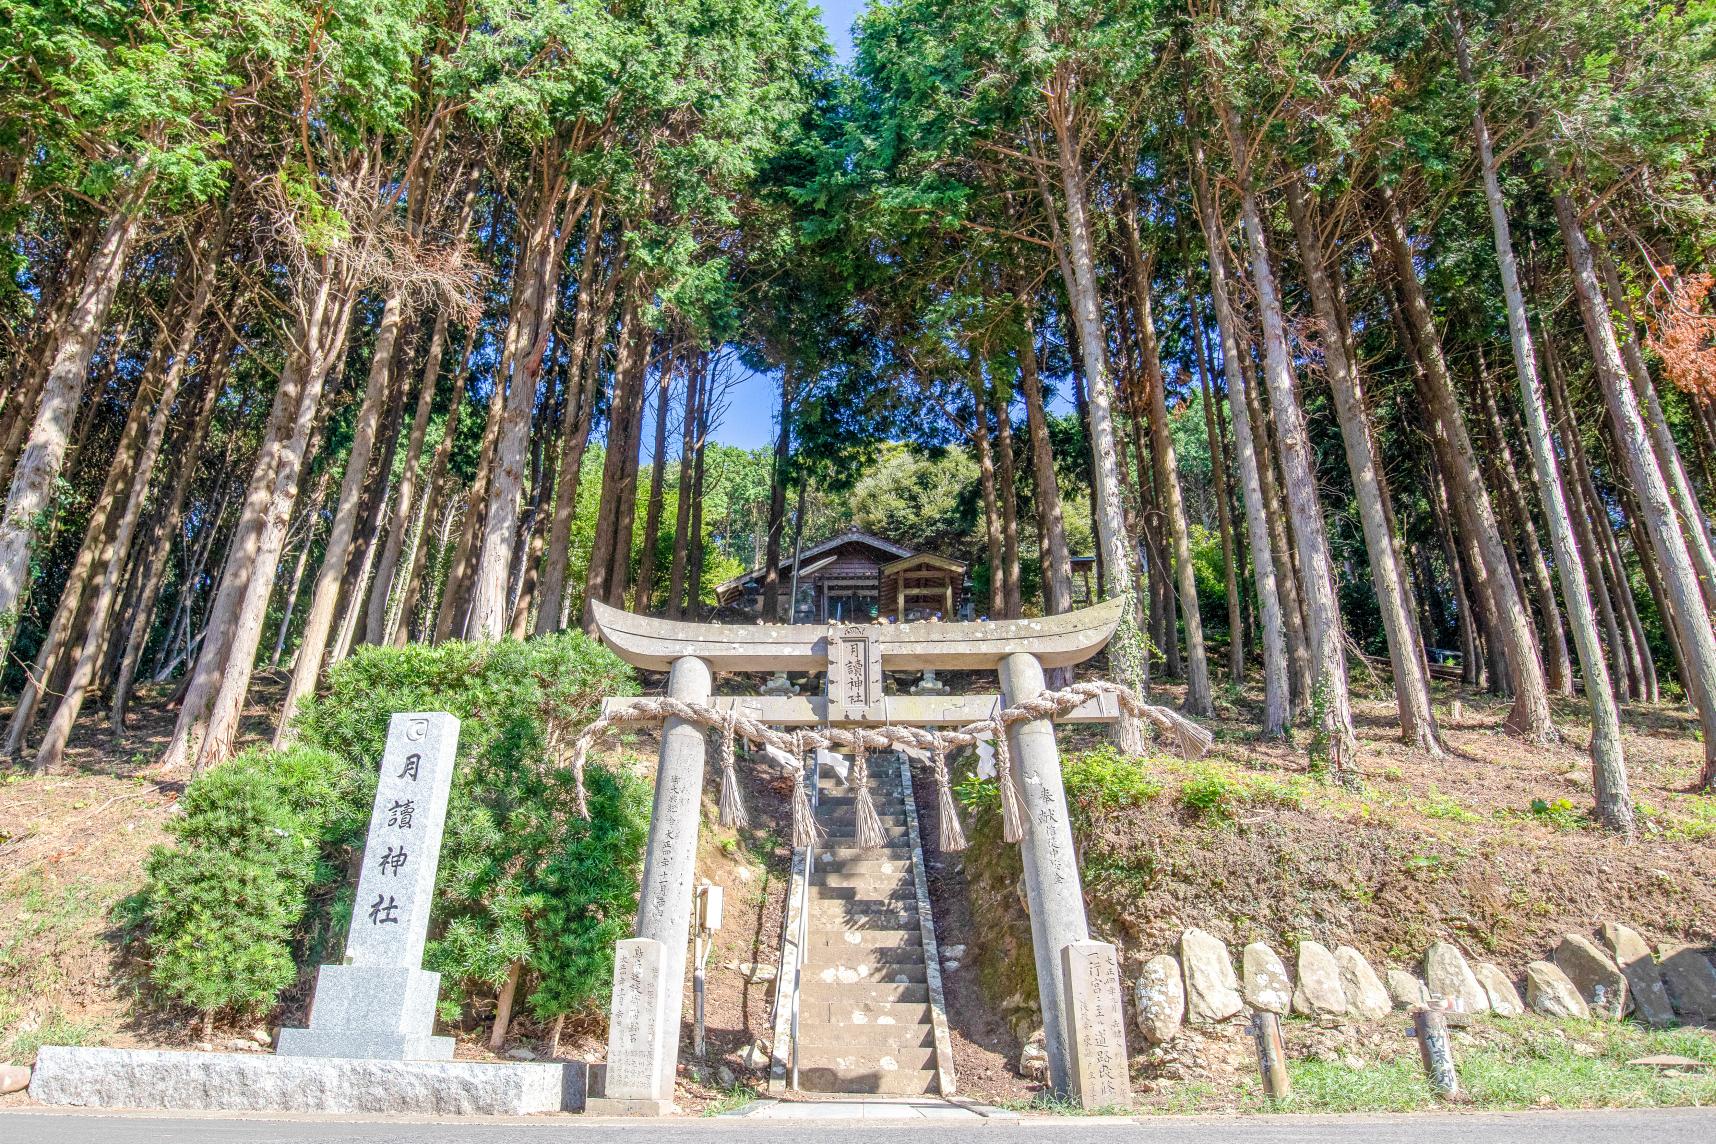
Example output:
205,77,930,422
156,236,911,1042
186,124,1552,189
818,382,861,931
715,528,968,624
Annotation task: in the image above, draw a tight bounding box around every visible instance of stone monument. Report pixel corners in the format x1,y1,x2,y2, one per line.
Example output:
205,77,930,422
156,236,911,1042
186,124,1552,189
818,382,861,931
30,710,586,1116
1060,940,1133,1109
279,711,459,1060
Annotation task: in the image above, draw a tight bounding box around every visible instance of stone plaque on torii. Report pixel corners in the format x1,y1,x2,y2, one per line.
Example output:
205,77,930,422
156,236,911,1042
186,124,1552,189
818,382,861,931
576,597,1208,1113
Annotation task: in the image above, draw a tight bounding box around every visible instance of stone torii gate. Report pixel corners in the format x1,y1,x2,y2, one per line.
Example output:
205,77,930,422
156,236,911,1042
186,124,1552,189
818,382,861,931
581,597,1147,1113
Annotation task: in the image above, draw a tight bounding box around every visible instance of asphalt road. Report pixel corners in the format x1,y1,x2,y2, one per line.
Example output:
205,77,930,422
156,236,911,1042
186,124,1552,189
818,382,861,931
3,1107,1715,1144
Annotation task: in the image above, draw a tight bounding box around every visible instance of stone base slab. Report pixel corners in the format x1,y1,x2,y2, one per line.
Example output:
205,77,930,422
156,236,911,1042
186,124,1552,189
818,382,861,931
28,1046,586,1115
585,1096,677,1116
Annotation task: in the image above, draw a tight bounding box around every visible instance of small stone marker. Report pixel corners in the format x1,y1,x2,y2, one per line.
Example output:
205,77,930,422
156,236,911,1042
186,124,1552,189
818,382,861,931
1600,923,1674,1027
1242,943,1291,1015
599,939,672,1104
1554,934,1628,1019
1472,963,1523,1018
1061,941,1131,1109
1134,955,1185,1044
1335,946,1392,1021
279,712,459,1061
1179,928,1243,1024
1524,960,1589,1019
1385,969,1429,1010
1656,944,1716,1022
1424,942,1489,1015
1291,941,1348,1019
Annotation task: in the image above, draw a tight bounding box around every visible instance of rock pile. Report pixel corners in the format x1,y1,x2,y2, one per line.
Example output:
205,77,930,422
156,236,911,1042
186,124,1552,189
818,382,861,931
1129,924,1715,1055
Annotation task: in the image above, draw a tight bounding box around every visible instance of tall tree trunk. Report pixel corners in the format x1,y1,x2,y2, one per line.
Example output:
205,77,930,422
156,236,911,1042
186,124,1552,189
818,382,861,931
581,291,648,625
992,380,1024,620
1042,83,1148,703
275,289,406,741
1473,353,1573,696
974,385,1005,620
162,255,356,772
1380,188,1556,743
1283,176,1440,752
470,189,581,639
1017,317,1073,616
759,366,794,622
635,354,673,614
33,217,229,772
666,353,702,621
110,328,234,733
1458,28,1631,828
1191,293,1245,684
535,210,614,633
1223,110,1357,777
1551,169,1716,784
1239,351,1309,708
1190,136,1289,735
363,311,445,646
1593,236,1716,611
1121,194,1212,715
0,180,151,663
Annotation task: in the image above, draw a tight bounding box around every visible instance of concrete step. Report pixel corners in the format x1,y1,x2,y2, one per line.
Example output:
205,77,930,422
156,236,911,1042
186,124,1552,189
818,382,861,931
798,1022,936,1050
808,909,920,931
808,1000,933,1025
812,870,914,890
800,980,930,1005
816,847,912,862
815,858,915,875
805,960,928,985
817,797,908,812
805,942,924,964
805,930,922,949
796,1055,938,1095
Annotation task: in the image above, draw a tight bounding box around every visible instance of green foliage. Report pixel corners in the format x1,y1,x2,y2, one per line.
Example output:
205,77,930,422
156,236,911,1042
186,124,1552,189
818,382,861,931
1526,797,1592,831
135,632,646,1025
1178,764,1246,822
1061,744,1166,812
130,745,365,1017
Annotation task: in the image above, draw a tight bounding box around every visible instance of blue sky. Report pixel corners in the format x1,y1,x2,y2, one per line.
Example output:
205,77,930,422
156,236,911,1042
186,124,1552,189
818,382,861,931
708,0,868,450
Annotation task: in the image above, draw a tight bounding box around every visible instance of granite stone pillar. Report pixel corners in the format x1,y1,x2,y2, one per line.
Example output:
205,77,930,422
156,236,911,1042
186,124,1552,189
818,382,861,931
997,651,1090,1097
594,655,710,1114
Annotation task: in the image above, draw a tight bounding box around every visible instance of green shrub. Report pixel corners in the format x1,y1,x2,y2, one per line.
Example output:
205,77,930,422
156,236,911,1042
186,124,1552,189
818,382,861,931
132,745,364,1019
1178,764,1243,822
1526,797,1590,831
1062,744,1166,811
135,631,645,1028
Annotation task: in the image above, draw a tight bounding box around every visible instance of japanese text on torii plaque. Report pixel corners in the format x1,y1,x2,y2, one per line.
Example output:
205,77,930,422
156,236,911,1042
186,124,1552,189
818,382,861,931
826,624,884,721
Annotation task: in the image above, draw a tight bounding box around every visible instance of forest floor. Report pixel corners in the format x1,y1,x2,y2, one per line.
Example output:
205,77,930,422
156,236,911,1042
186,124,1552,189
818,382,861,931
2,668,1715,1116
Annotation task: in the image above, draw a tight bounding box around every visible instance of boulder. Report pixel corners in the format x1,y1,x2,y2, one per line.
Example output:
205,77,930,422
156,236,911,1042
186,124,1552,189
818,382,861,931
1423,942,1489,1015
1554,934,1628,1019
0,1064,29,1095
1241,943,1291,1015
1019,1032,1048,1081
1599,924,1674,1027
1335,947,1392,1021
1656,944,1716,1023
1385,969,1428,1010
1525,961,1590,1019
1291,941,1349,1019
1178,928,1243,1024
1473,963,1524,1017
1135,955,1186,1045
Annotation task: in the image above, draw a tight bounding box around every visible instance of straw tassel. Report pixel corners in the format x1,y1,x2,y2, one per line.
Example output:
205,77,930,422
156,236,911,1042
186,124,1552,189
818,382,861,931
931,741,967,852
991,723,1025,844
717,710,748,828
789,732,822,849
850,736,885,850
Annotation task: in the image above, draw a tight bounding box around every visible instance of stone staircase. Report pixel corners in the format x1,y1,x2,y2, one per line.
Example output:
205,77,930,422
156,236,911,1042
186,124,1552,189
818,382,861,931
782,755,954,1096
